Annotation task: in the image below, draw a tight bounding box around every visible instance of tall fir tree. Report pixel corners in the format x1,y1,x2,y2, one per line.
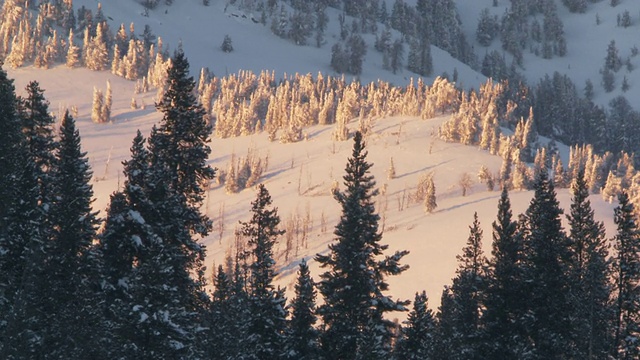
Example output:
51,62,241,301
0,63,34,353
567,170,613,359
437,212,487,359
482,187,528,358
316,131,409,359
153,48,215,207
239,184,288,359
285,259,320,360
44,110,106,359
612,191,640,359
2,81,61,357
521,168,575,358
394,291,437,359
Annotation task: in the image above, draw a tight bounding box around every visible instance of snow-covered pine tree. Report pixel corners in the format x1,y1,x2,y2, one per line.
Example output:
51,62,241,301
45,110,106,359
91,86,104,123
566,170,612,358
153,48,215,204
129,49,214,358
316,131,409,359
66,29,80,68
221,34,233,53
239,184,287,359
482,187,528,358
285,259,320,359
612,191,640,359
394,291,437,359
0,63,41,357
424,174,437,213
18,81,58,207
520,168,576,357
440,212,488,358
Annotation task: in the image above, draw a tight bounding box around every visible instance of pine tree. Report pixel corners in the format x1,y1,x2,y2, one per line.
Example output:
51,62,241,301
207,265,235,359
128,49,214,358
221,34,233,53
482,187,528,358
567,170,612,358
18,81,58,207
612,191,640,359
424,175,437,213
442,213,487,359
285,259,320,359
521,168,575,357
240,184,287,359
45,110,106,359
0,64,42,357
394,291,436,359
66,29,80,68
153,48,215,205
103,80,112,122
316,131,409,359
91,87,104,123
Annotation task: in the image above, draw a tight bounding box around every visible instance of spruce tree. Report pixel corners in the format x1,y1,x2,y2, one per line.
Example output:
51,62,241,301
394,291,436,359
612,191,640,359
45,110,105,359
442,212,487,359
239,184,287,359
135,50,214,358
285,259,320,359
482,187,528,358
316,131,409,359
567,170,612,358
208,265,235,359
521,168,575,358
153,48,215,206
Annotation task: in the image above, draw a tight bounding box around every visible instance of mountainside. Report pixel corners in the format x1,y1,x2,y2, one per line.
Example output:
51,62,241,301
8,64,618,313
1,0,634,310
3,1,640,357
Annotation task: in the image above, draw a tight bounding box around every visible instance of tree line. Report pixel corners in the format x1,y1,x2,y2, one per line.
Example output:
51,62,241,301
2,48,639,358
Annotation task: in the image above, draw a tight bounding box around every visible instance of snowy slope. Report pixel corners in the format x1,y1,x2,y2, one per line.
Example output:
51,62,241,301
6,0,636,316
71,0,486,89
454,0,640,110
8,64,619,316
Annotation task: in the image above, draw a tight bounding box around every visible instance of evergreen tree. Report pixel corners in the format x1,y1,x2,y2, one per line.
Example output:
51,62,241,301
221,34,233,53
91,86,105,123
130,49,214,358
316,131,409,359
424,175,437,213
605,40,622,72
482,187,528,358
285,259,320,359
521,168,575,357
567,170,612,358
394,291,436,359
45,110,105,359
153,48,215,205
18,81,58,207
0,64,42,357
240,184,287,359
208,265,235,359
441,213,487,359
476,8,498,46
612,192,640,359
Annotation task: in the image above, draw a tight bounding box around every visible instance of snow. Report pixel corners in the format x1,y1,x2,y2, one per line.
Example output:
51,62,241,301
5,0,628,319
453,0,640,111
129,210,146,225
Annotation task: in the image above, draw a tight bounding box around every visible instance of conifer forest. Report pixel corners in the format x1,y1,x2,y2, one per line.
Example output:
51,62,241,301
1,0,640,358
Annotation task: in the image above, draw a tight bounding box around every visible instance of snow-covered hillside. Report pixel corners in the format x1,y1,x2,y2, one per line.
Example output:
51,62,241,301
69,0,485,89
455,0,640,110
5,0,635,313
8,64,619,314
